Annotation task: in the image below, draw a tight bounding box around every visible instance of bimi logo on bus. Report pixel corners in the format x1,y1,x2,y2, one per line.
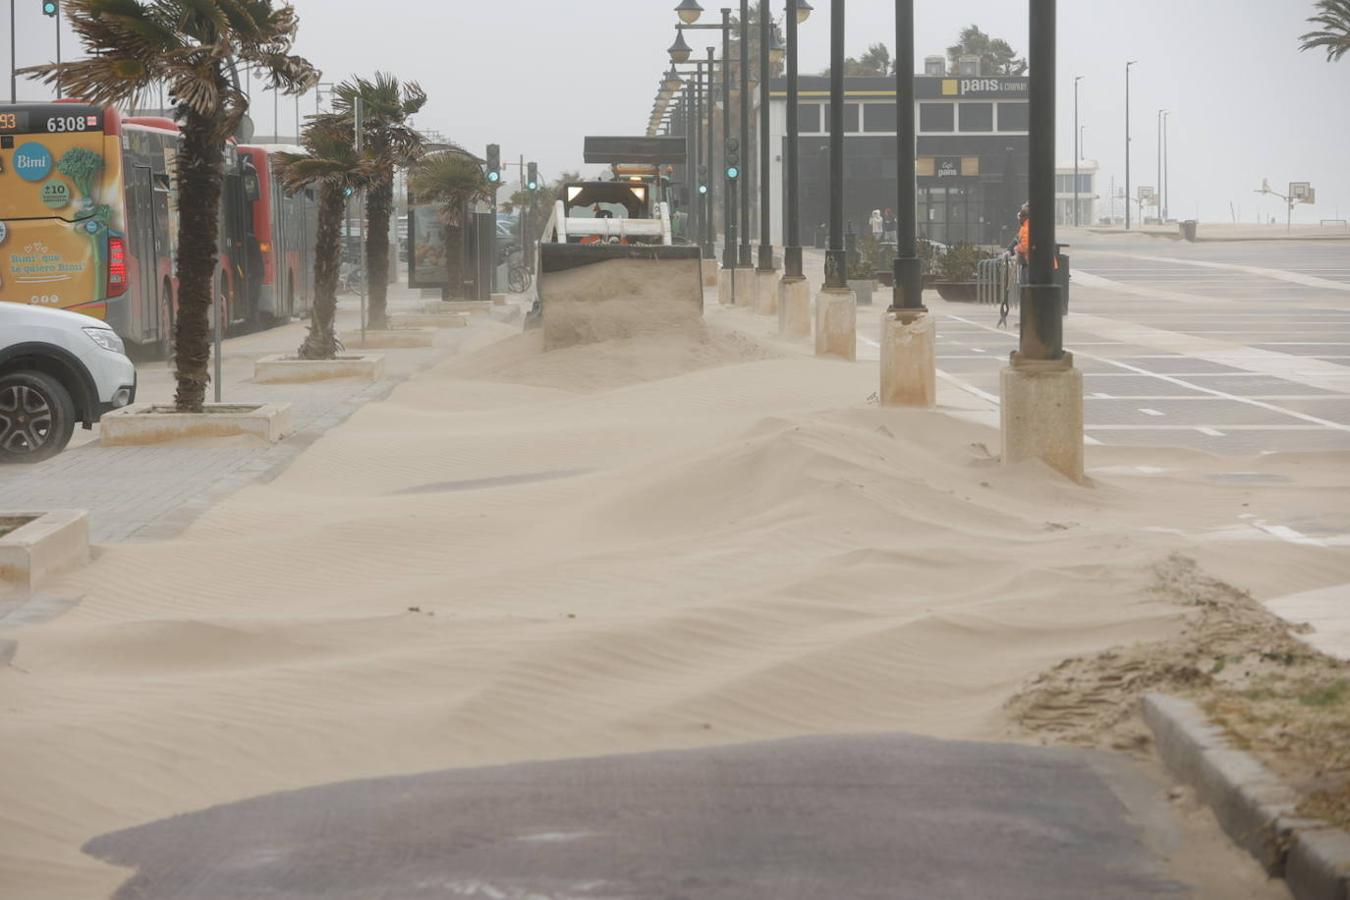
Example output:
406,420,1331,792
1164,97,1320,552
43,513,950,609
13,143,54,182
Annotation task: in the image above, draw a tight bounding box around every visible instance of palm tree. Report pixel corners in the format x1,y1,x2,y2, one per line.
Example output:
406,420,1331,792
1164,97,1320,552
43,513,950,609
409,149,490,299
23,0,317,412
1301,0,1350,61
330,73,427,330
274,117,377,359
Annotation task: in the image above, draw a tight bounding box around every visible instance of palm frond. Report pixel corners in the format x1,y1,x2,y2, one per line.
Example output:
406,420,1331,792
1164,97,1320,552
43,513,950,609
1300,0,1350,60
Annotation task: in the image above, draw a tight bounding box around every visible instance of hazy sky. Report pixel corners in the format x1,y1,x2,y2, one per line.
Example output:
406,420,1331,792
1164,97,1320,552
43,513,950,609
7,0,1349,223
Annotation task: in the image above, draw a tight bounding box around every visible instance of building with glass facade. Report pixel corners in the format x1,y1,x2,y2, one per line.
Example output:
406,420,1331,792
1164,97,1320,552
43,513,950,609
765,73,1031,249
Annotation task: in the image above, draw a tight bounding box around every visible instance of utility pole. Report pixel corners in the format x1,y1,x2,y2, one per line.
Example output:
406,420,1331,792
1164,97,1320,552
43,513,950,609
1162,110,1170,221
53,3,62,99
1125,60,1136,230
722,7,736,272
1156,108,1166,222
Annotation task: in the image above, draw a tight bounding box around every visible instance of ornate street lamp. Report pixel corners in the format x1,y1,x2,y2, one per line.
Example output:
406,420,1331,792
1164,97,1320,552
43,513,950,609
669,27,693,64
794,0,813,24
676,0,703,25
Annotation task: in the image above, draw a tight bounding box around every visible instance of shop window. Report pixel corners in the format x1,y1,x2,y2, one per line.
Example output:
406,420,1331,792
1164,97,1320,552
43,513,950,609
919,102,954,133
998,102,1029,132
959,102,994,132
799,103,822,133
816,104,860,133
863,102,897,133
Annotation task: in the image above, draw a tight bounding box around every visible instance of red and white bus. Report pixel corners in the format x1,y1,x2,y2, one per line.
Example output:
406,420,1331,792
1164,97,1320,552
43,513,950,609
238,143,316,324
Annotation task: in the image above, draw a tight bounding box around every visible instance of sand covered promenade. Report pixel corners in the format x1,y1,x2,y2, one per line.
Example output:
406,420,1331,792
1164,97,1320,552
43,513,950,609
2,304,1348,897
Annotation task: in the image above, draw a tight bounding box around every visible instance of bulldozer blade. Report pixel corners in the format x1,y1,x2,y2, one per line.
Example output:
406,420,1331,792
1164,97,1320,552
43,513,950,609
538,244,704,350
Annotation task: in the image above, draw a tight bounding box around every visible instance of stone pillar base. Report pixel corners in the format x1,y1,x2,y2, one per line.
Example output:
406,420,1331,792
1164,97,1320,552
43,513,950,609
718,267,734,306
814,288,857,360
778,276,811,337
753,269,779,316
880,309,936,408
1000,353,1085,481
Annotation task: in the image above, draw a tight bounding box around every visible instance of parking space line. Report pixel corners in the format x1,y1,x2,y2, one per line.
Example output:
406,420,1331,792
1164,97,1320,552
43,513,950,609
944,313,1350,434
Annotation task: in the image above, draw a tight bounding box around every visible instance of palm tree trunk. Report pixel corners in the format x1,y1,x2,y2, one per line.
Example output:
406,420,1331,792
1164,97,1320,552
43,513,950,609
365,171,394,329
172,110,224,412
299,182,345,359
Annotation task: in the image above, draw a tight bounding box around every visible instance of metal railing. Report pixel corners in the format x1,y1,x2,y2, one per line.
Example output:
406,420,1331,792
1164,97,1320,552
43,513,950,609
977,257,1017,307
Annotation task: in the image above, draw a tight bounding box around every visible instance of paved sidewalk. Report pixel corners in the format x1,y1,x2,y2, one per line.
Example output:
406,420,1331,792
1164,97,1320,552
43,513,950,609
0,287,520,545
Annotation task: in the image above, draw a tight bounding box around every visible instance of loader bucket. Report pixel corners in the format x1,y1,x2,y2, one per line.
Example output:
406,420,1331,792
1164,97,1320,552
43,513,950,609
537,244,704,350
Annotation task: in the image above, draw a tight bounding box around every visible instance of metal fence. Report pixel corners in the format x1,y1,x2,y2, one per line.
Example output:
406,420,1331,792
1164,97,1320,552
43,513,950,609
976,257,1017,307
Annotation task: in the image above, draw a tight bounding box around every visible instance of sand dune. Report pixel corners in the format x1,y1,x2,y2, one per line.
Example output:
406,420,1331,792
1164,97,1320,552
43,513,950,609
2,312,1348,898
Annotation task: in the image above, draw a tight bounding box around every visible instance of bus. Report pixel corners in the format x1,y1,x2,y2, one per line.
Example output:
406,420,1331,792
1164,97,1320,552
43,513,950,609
1,102,315,355
0,102,179,354
239,144,317,324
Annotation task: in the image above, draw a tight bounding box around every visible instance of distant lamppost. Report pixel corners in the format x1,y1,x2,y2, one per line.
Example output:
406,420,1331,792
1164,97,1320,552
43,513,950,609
1162,109,1171,221
1156,108,1167,222
738,0,752,269
1125,60,1136,229
1073,75,1083,226
755,0,777,280
823,0,846,292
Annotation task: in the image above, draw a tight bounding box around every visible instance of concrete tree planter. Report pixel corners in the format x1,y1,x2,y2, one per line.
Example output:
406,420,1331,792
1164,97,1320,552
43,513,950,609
101,403,293,446
0,510,90,591
934,282,980,302
340,327,436,349
254,354,385,384
389,312,469,329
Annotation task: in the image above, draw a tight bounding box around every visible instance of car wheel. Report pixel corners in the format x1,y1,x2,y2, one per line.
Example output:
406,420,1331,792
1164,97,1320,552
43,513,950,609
0,371,77,464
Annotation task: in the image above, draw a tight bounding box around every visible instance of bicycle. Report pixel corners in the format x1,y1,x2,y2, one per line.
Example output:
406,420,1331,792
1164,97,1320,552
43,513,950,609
506,256,532,294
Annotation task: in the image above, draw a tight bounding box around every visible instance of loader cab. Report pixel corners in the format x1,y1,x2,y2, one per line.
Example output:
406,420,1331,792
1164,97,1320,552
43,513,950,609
559,182,652,242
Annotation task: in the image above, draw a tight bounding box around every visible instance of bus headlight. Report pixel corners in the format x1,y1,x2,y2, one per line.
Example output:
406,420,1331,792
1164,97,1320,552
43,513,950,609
83,327,126,355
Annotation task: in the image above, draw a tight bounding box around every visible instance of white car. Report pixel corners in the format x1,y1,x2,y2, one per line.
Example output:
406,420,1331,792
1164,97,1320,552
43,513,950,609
0,304,137,463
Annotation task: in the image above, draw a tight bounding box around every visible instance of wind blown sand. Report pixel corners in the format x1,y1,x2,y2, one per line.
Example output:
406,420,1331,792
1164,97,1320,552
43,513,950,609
2,314,1348,898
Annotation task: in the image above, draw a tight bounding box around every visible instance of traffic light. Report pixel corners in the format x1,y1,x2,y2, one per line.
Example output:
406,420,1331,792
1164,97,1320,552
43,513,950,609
725,137,740,180
527,161,539,191
697,164,708,195
485,144,501,185
42,1,58,16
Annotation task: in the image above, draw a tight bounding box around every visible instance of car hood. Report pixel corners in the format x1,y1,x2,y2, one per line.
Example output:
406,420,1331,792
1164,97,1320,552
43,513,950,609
0,303,113,330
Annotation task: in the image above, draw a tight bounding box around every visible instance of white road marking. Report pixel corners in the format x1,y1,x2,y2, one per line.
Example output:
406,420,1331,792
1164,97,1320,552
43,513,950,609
1139,408,1165,417
1196,427,1226,437
1092,392,1113,399
1085,251,1350,293
944,313,1350,433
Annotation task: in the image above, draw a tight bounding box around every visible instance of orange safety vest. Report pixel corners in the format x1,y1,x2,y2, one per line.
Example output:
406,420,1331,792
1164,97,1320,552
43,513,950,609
1017,219,1058,269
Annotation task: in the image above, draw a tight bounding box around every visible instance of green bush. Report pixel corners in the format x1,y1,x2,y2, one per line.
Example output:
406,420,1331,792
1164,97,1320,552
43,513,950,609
937,242,997,282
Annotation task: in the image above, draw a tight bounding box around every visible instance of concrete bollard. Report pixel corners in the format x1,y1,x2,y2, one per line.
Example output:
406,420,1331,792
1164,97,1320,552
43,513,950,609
778,277,812,337
880,310,936,407
814,288,857,360
718,267,734,306
1000,352,1085,481
753,269,779,316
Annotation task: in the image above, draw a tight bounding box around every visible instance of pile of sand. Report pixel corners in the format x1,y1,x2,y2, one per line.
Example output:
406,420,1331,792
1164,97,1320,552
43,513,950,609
2,318,1349,898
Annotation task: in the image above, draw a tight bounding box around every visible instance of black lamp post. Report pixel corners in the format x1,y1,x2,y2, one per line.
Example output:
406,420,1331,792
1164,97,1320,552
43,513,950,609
823,0,847,290
738,0,753,268
890,0,922,312
705,47,717,256
782,0,810,281
755,0,775,274
1020,0,1061,361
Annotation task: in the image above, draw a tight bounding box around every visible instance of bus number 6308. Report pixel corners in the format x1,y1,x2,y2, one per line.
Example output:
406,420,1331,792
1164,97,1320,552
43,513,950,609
46,116,88,133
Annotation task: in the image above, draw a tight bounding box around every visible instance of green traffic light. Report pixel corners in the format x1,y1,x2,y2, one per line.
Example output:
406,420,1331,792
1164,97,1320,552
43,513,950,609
43,0,58,15
698,185,708,195
487,171,500,183
726,166,739,180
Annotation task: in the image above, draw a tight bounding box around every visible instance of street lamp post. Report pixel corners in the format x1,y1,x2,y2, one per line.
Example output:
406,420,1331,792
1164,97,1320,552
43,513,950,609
1156,108,1166,222
890,0,921,314
1022,0,1061,362
705,47,717,257
723,8,737,270
738,0,752,268
1125,60,1136,229
824,0,846,292
777,0,813,336
1073,75,1083,227
755,0,774,276
1001,0,1082,480
1162,110,1170,221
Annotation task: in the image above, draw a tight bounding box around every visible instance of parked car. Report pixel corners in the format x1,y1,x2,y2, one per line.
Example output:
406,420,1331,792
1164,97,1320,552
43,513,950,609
0,304,137,463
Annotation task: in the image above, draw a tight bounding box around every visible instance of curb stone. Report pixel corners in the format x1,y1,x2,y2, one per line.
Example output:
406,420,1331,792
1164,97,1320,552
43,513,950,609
1142,693,1350,900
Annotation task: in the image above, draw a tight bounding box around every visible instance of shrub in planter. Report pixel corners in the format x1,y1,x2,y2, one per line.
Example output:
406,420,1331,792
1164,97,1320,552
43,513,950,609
936,243,997,283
